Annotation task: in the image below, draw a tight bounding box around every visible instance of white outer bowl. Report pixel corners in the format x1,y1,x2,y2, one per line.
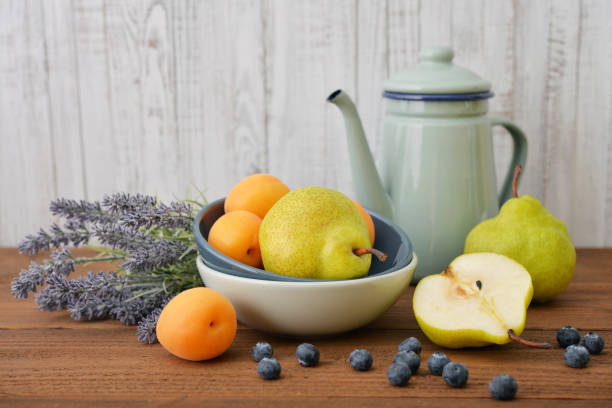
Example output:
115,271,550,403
196,254,417,336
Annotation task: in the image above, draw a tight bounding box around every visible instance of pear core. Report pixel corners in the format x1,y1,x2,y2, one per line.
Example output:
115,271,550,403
413,253,533,348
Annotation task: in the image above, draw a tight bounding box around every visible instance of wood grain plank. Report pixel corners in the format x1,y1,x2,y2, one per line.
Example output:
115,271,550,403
40,0,88,201
574,0,612,245
387,0,420,76
228,0,268,180
139,0,181,200
355,0,388,160
1,248,612,404
0,0,57,246
537,1,582,240
513,0,549,199
264,0,356,197
384,0,421,201
0,328,610,401
0,393,608,408
93,0,179,201
72,0,118,198
2,248,612,331
194,0,244,197
2,0,612,249
3,272,612,332
0,397,606,408
418,0,452,48
171,0,211,198
451,0,517,202
172,0,267,202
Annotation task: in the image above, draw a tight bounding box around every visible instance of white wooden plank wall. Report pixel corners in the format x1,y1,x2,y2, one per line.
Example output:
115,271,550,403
0,0,611,246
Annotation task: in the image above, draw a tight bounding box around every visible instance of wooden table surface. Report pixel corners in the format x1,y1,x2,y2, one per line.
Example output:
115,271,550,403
1,248,611,407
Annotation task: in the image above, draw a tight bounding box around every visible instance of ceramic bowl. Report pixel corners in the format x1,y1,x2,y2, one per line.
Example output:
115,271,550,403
196,254,417,336
192,197,418,335
193,198,413,282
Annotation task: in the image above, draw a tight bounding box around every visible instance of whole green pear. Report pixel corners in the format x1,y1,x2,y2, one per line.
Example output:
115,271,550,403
259,186,373,280
464,167,576,302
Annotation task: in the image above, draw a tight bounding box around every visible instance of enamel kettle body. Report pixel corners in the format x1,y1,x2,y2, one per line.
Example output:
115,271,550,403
329,47,527,282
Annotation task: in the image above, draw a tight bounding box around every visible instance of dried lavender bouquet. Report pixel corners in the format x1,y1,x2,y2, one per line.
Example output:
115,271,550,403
11,193,205,344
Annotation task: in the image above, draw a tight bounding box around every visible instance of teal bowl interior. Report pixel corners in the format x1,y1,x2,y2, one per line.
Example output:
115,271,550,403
193,198,413,282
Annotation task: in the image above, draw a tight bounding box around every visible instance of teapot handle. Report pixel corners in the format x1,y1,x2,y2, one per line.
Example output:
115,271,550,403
489,117,528,206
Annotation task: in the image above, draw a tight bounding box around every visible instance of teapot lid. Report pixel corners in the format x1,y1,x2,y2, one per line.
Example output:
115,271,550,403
383,47,492,99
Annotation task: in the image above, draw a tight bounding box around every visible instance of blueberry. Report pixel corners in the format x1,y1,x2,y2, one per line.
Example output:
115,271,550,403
296,343,320,367
556,326,581,348
387,363,411,386
349,349,373,371
427,352,451,376
564,344,590,368
251,342,273,362
442,362,469,387
257,357,281,380
581,332,605,355
394,350,420,374
398,337,422,354
489,374,517,400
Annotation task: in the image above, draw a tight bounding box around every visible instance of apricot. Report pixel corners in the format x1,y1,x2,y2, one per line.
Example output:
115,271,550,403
225,174,290,219
208,210,263,268
352,200,375,245
156,287,237,361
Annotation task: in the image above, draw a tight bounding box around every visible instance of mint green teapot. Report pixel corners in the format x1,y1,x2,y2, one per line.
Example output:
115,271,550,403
328,46,527,282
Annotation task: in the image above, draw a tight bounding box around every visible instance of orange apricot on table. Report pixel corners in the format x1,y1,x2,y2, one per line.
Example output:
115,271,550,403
156,287,237,361
208,210,263,268
352,200,375,245
224,174,290,219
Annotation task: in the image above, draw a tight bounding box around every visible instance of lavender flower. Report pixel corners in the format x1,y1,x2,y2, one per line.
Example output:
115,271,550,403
102,193,157,215
72,272,131,321
48,222,91,248
136,296,173,344
35,273,77,311
13,192,204,343
18,228,52,255
11,249,76,298
19,195,192,257
49,248,76,276
18,224,91,256
136,308,163,344
102,193,193,230
36,270,167,326
120,201,193,230
94,223,159,251
136,308,162,344
50,198,115,224
93,222,188,272
11,262,45,298
111,290,168,325
121,239,188,272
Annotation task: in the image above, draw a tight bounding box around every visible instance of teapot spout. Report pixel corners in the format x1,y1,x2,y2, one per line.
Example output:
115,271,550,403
327,90,393,218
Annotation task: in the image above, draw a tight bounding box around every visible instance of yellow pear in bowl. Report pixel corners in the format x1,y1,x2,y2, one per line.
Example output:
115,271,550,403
464,165,576,302
259,186,386,280
413,253,549,349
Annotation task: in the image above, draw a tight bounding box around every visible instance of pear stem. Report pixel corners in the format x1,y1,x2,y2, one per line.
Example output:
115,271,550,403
512,164,522,198
354,248,388,262
507,329,550,349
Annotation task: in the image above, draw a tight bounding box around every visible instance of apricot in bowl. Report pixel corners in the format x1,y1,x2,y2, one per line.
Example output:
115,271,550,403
224,174,289,219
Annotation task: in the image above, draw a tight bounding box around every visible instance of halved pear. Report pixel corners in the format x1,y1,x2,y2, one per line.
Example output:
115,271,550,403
413,253,549,349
